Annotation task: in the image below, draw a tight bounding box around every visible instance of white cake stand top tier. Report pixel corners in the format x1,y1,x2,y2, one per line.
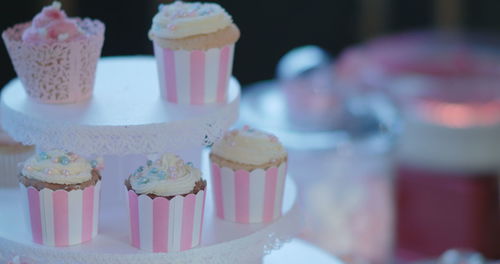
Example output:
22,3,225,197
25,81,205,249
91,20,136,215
0,56,240,155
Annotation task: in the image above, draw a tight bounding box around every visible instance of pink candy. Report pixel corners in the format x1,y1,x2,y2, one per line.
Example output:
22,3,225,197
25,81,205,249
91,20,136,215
33,7,64,27
22,2,84,43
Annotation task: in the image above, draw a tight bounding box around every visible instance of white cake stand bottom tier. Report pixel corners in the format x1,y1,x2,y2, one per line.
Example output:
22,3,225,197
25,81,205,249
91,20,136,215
0,177,300,264
264,239,344,264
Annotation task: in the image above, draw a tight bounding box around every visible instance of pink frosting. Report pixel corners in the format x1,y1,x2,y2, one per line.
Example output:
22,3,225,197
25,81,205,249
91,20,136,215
22,2,84,43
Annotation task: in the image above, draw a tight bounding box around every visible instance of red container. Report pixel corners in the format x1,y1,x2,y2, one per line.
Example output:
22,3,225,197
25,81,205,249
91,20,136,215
394,76,500,261
396,164,500,260
336,31,500,261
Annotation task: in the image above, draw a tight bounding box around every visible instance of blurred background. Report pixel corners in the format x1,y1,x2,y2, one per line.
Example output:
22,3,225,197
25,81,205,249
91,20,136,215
5,0,500,87
3,0,500,264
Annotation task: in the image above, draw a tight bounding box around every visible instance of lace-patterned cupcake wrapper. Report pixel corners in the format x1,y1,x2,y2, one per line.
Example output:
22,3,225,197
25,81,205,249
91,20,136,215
2,19,105,104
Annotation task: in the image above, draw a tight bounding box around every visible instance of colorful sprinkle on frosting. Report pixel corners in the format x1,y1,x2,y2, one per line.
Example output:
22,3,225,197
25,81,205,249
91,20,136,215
129,153,202,196
22,150,103,185
22,1,85,43
212,126,287,165
150,1,233,39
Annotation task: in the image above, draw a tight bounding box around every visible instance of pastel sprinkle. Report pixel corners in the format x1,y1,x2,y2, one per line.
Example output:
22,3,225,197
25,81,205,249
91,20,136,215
137,166,144,172
59,156,70,165
90,160,98,169
138,177,149,184
269,135,278,142
38,152,50,160
62,169,70,176
158,171,166,180
58,33,69,41
150,167,159,174
68,153,78,161
168,166,178,179
147,160,153,167
187,162,194,167
243,125,250,131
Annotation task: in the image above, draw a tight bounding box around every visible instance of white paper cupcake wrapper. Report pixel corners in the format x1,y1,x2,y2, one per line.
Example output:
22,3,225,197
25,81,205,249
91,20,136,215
154,44,235,105
19,181,101,246
211,162,287,223
126,188,206,252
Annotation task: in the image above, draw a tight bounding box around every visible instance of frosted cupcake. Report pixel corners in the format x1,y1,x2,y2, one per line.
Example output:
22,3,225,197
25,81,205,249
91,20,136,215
149,1,240,104
0,127,34,187
210,126,288,223
2,1,105,104
19,150,103,246
125,153,207,252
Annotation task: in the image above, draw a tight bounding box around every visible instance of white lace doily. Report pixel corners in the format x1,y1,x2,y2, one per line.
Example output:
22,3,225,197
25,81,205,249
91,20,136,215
0,178,301,264
0,56,240,156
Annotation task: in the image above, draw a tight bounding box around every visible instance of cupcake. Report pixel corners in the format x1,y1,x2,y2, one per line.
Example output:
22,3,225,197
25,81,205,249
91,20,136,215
0,127,34,188
18,150,103,246
2,1,105,104
149,1,240,104
125,153,207,252
210,126,288,223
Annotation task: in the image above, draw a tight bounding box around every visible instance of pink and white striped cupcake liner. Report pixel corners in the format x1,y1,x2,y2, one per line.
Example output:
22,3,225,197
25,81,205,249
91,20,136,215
126,189,206,252
211,162,287,224
19,181,101,247
153,44,235,105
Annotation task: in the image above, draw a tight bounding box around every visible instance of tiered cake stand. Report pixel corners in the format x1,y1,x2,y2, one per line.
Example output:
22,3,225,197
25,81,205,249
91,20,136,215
0,57,301,264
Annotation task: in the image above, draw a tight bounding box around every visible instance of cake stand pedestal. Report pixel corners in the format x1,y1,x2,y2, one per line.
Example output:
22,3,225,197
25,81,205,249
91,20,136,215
0,56,302,263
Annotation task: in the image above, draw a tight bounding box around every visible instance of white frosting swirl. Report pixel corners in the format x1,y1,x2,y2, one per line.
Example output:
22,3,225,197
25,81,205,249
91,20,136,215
22,150,99,184
130,153,202,196
211,126,287,165
150,1,232,39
